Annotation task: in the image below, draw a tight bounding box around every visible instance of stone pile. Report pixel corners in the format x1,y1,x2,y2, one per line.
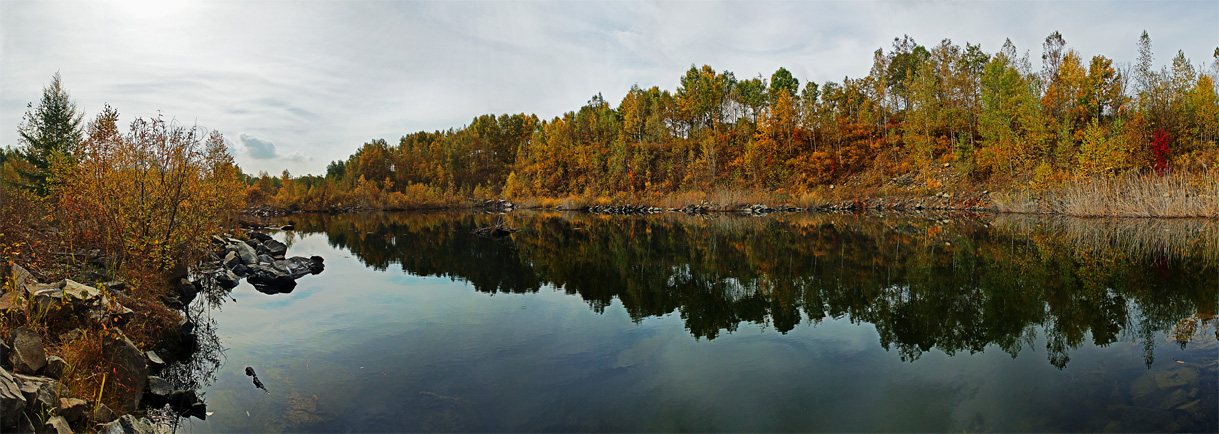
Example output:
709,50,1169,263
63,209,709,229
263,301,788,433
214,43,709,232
587,204,664,215
477,199,516,213
740,204,802,215
211,232,324,294
1,264,186,433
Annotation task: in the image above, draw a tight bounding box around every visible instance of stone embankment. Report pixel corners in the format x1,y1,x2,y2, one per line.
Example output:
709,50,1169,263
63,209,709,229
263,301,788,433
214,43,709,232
811,191,995,213
1,264,199,433
1,228,322,433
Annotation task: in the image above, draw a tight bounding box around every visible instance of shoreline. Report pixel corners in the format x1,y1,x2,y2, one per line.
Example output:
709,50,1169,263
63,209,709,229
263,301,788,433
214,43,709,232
244,188,1219,220
1,226,322,433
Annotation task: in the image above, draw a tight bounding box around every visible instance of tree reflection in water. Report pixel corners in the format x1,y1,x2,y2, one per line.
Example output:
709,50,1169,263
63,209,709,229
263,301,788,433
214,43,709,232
276,210,1218,370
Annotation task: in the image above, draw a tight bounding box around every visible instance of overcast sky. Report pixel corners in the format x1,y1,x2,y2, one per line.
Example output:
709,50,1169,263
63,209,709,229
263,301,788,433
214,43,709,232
2,0,1216,176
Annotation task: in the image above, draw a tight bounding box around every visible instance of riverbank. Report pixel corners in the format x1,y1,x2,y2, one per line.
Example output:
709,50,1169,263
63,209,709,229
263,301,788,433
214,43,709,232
252,170,1218,219
0,223,322,433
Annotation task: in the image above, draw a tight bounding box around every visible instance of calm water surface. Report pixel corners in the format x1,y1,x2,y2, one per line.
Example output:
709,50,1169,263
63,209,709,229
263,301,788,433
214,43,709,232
176,211,1216,432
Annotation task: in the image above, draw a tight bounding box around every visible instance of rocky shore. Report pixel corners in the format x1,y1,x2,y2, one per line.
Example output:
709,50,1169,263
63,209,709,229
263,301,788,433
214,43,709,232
1,228,322,433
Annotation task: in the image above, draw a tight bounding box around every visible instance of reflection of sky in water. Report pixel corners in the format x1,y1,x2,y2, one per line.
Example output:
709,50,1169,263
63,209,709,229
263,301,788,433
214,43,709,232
178,228,1215,433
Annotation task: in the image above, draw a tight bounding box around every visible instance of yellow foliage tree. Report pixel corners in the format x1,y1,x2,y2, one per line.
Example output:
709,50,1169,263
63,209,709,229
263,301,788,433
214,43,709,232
59,106,245,274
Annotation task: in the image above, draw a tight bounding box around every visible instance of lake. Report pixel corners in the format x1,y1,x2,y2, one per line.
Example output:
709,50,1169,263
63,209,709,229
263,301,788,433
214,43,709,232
172,211,1217,432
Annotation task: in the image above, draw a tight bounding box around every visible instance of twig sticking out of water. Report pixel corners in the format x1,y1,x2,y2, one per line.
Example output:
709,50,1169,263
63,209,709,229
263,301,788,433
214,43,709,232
245,366,270,394
473,215,517,238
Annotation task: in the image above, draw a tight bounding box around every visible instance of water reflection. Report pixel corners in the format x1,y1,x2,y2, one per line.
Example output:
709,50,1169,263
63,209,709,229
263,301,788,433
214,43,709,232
285,211,1218,369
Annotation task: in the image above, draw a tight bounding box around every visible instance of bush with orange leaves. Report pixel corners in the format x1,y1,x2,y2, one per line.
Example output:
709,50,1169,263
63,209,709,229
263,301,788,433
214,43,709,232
56,105,245,279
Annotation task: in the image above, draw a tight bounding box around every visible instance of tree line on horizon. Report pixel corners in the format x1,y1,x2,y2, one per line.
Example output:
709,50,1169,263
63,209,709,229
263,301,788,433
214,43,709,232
249,31,1218,209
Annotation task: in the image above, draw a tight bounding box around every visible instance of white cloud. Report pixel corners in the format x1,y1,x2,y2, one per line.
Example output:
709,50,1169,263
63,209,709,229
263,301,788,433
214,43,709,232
239,133,278,160
2,0,1215,176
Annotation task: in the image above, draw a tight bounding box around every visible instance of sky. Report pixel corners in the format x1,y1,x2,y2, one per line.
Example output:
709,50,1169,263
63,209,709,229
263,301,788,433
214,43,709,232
2,0,1216,176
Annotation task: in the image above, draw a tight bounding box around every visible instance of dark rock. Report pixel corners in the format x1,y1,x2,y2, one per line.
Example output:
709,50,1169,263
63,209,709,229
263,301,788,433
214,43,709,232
11,263,35,290
44,356,67,379
43,415,70,434
247,263,297,293
161,293,183,310
309,256,325,274
62,279,101,301
247,231,272,242
90,295,133,324
175,278,198,306
262,239,288,259
15,411,35,433
179,318,195,335
13,373,58,413
231,263,249,276
280,257,321,278
215,268,240,288
230,241,258,266
146,350,165,368
99,414,165,434
167,389,207,420
222,251,242,269
280,224,295,231
91,403,117,423
9,327,46,374
244,238,262,249
102,331,147,412
57,397,88,422
147,376,173,397
0,367,26,428
0,291,25,313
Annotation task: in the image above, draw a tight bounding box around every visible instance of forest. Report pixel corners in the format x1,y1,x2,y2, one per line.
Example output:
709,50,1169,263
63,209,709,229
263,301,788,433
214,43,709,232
249,31,1219,212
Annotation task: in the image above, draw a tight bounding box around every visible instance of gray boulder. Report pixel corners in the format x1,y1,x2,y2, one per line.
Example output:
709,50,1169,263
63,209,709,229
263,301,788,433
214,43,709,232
44,356,67,379
89,295,134,324
279,256,322,278
261,239,288,259
13,373,58,413
100,414,170,434
248,264,296,293
103,331,147,412
147,376,173,397
175,278,199,306
215,268,240,288
0,291,24,314
0,367,26,428
146,351,165,368
57,397,88,422
44,416,71,434
8,327,46,374
230,241,258,266
62,279,101,301
91,403,118,423
11,263,35,290
257,253,277,267
15,411,35,433
222,251,242,269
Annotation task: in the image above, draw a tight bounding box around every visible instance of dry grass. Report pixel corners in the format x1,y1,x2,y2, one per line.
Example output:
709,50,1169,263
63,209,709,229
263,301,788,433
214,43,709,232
994,214,1219,264
993,170,1219,218
991,189,1046,214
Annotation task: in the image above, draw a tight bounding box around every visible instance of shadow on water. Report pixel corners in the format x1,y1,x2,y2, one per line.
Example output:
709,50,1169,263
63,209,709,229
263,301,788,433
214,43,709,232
284,210,1218,369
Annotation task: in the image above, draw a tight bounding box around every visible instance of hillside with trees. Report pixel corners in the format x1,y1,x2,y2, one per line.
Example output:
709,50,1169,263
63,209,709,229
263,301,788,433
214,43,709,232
250,32,1218,215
